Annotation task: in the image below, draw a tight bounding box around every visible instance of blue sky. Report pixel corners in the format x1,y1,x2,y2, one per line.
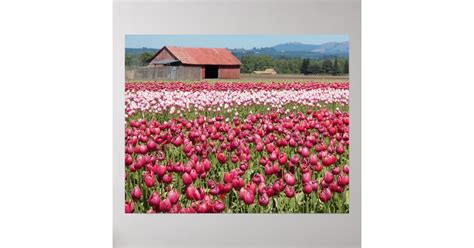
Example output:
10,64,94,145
125,35,348,49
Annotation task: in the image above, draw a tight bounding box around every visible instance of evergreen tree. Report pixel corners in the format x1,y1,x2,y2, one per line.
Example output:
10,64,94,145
322,59,333,74
300,58,310,75
125,54,134,66
308,61,321,74
139,52,154,66
343,59,349,74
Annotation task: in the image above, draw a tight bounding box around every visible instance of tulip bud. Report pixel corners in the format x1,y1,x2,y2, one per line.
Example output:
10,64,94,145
217,153,226,163
125,201,134,213
147,140,157,151
336,144,344,154
319,188,332,203
284,173,296,186
182,172,192,185
302,171,312,183
301,147,310,157
343,165,349,174
213,200,225,213
303,183,313,194
143,173,155,188
337,174,349,186
131,186,142,201
258,193,269,206
125,154,133,166
284,186,295,198
148,191,161,208
167,190,179,205
159,198,172,212
324,171,334,183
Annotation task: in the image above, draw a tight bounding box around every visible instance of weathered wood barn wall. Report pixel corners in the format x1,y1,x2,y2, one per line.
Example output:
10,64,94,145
125,66,201,81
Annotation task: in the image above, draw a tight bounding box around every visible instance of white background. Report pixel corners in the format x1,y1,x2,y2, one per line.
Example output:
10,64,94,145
0,0,473,247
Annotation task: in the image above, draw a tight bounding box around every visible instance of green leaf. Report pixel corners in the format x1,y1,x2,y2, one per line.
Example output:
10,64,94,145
290,198,296,210
296,192,304,205
267,197,273,211
275,198,281,210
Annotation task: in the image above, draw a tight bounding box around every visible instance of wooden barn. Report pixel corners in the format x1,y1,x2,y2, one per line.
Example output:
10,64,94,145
148,46,241,80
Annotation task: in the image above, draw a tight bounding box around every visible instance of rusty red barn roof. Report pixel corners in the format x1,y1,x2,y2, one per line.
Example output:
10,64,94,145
153,46,241,66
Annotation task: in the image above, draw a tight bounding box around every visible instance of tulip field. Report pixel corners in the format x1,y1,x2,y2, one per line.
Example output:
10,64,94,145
124,81,350,214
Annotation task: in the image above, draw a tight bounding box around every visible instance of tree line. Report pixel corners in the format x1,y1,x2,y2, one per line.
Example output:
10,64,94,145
241,55,349,75
125,52,155,67
126,52,349,75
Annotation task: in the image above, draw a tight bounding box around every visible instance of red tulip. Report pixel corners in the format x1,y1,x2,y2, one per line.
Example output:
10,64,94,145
213,200,225,212
169,204,181,213
217,153,226,163
167,190,179,205
337,174,349,186
278,154,287,164
319,188,332,203
324,171,334,183
131,186,142,201
197,202,209,213
190,169,198,180
185,186,195,200
252,174,262,184
303,183,313,194
266,143,275,153
264,164,273,175
182,172,192,185
272,163,280,173
232,178,242,189
223,172,233,184
311,181,319,191
159,198,172,212
301,147,310,157
315,143,326,152
258,193,269,206
314,162,323,172
256,142,264,152
336,144,345,154
139,144,148,154
284,173,296,186
343,165,349,174
309,155,318,165
156,165,166,177
290,154,300,164
148,191,161,208
302,172,312,183
243,191,254,205
172,136,183,146
147,140,157,150
322,154,337,166
125,154,133,166
125,201,134,213
162,173,172,184
143,173,155,188
284,186,295,198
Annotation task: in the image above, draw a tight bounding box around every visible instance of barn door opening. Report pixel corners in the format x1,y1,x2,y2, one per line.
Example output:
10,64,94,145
205,65,218,79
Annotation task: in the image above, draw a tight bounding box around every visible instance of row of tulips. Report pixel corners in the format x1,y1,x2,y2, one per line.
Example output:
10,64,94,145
125,82,349,118
125,81,349,91
125,102,350,213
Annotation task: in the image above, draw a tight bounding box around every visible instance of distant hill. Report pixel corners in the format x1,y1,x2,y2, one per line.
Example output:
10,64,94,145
125,47,159,55
230,41,348,60
272,41,348,54
272,42,321,52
